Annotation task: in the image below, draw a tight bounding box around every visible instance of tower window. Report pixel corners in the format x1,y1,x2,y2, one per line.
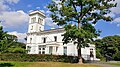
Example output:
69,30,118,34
31,17,36,23
38,18,43,24
31,26,33,30
54,36,57,42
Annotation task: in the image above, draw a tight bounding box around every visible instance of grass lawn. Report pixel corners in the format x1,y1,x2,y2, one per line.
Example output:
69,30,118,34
0,61,99,67
107,61,120,66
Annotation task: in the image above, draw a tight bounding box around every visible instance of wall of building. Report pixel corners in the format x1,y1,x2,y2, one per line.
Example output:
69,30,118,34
26,11,99,61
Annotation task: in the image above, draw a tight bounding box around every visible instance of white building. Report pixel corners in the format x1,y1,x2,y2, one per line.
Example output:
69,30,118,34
26,11,99,61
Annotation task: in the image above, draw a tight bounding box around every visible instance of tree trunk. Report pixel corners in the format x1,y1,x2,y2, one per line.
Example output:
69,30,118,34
78,46,83,64
77,17,83,64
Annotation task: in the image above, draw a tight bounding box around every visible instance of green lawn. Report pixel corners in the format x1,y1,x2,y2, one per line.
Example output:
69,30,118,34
107,61,120,66
0,61,99,67
0,61,34,67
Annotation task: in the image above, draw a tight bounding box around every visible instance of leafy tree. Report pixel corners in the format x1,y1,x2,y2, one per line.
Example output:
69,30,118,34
47,0,116,63
94,35,120,61
0,25,26,54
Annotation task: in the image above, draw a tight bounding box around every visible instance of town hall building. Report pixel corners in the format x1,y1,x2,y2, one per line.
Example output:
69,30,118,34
26,10,99,61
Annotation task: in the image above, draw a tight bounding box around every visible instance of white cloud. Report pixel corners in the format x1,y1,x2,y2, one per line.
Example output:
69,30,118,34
29,10,33,13
0,1,9,11
6,0,19,4
0,0,19,11
104,13,115,18
93,37,102,40
107,0,120,26
27,4,32,7
46,10,52,14
109,0,120,14
113,17,120,26
114,17,120,23
110,7,120,14
0,10,29,28
45,17,57,28
36,7,40,10
0,0,29,28
8,31,27,42
40,10,45,13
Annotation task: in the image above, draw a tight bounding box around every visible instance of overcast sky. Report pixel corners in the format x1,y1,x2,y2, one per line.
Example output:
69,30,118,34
0,0,120,42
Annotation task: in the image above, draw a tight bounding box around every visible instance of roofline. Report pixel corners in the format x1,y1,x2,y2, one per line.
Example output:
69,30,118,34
29,10,46,18
27,28,65,35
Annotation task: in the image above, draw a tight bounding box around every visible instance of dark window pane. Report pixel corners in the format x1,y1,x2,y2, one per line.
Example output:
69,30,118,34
43,38,46,43
42,51,45,54
39,48,41,50
39,51,41,54
43,48,45,50
54,36,57,42
63,47,67,55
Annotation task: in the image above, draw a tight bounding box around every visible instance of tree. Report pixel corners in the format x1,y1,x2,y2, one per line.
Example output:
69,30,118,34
94,35,120,61
47,0,116,63
0,25,26,54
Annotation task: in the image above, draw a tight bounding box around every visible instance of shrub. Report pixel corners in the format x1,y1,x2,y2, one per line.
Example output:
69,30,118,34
113,52,120,61
0,53,78,63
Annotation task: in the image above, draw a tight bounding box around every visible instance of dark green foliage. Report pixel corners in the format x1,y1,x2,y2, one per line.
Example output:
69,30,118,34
0,53,78,63
113,51,120,61
0,25,26,54
94,35,120,61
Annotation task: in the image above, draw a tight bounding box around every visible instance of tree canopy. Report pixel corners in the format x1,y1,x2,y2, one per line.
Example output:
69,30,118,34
0,26,26,54
94,35,120,61
47,0,117,63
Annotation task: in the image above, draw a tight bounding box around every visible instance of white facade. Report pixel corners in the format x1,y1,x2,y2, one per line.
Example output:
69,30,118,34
26,11,99,61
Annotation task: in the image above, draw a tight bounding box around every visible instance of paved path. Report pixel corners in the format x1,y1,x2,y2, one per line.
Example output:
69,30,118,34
93,62,120,67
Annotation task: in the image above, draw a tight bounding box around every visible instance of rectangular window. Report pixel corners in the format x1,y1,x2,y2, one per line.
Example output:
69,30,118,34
30,38,32,43
42,48,45,50
31,17,36,23
27,46,31,53
49,46,53,54
42,51,45,54
31,26,33,30
63,47,67,55
38,18,43,24
39,48,41,50
56,47,58,52
42,37,46,43
39,45,46,54
39,51,41,54
54,36,57,42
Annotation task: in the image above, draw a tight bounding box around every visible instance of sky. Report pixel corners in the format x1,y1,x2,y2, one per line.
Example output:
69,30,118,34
0,0,120,42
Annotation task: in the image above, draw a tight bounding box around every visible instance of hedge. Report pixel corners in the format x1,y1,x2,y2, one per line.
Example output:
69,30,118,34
0,53,79,63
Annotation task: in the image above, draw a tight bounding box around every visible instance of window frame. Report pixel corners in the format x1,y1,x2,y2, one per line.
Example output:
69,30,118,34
54,36,57,42
31,17,36,23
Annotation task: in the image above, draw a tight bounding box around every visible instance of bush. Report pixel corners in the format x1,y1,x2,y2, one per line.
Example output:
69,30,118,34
0,53,78,63
113,52,120,61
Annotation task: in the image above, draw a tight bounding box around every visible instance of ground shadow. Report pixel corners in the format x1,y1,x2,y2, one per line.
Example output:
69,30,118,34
0,63,14,67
